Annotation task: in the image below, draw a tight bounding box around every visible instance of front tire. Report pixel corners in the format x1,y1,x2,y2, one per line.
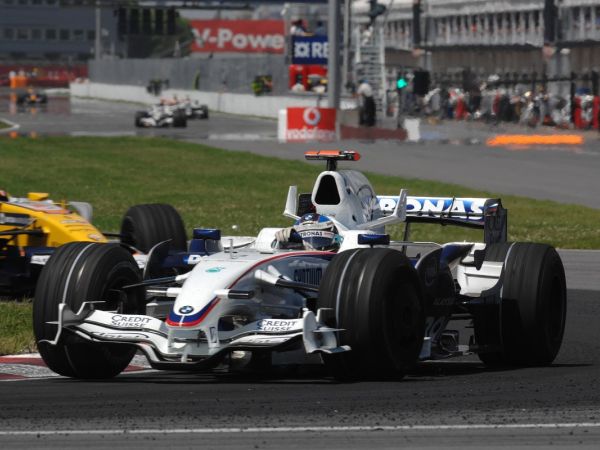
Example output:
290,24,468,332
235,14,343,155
318,249,425,380
134,111,146,127
33,243,145,379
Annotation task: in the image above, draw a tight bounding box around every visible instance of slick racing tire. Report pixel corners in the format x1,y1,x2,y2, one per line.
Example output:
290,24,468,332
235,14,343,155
198,106,209,119
472,242,511,366
474,242,567,367
172,110,187,128
318,248,425,380
33,242,145,379
134,111,146,127
120,203,187,253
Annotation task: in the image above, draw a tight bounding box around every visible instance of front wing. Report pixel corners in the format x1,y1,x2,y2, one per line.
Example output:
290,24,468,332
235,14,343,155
45,302,349,370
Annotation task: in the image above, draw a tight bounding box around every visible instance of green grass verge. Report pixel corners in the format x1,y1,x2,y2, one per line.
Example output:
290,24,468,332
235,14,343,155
1,135,599,355
2,136,599,248
0,301,36,355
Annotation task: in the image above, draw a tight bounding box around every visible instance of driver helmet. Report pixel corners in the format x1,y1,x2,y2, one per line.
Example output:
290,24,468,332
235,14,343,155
294,213,341,251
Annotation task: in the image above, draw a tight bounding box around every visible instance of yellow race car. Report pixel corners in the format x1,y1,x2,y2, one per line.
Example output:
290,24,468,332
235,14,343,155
0,189,187,295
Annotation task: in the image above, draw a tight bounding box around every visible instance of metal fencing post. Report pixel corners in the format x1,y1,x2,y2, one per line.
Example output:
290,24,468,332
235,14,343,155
328,0,341,110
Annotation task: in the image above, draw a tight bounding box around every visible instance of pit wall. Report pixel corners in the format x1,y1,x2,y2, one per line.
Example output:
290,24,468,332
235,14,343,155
70,81,356,119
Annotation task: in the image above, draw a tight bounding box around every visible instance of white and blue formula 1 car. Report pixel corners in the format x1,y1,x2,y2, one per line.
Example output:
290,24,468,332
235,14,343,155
33,150,566,380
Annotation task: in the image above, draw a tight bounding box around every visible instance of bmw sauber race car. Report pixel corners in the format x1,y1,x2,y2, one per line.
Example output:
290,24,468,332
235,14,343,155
135,105,187,128
34,151,566,380
0,190,187,295
179,98,209,120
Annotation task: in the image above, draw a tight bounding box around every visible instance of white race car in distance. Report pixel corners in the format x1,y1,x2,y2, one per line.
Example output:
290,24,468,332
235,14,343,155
135,104,187,128
33,151,567,380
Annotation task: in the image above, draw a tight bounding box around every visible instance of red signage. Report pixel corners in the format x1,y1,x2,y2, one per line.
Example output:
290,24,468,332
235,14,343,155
190,20,285,54
286,107,337,142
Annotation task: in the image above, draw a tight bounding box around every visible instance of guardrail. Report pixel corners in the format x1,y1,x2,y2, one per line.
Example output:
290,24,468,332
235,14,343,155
70,81,357,119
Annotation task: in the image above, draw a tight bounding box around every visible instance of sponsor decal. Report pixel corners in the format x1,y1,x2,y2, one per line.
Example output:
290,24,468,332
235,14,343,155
111,315,152,328
10,201,67,214
293,267,323,285
257,319,301,332
30,255,51,265
87,233,103,241
190,20,285,54
60,219,88,224
432,297,455,306
286,107,337,142
91,331,150,340
0,213,30,226
205,266,226,273
184,254,203,265
378,196,486,221
235,335,291,345
178,305,194,315
298,230,334,239
291,35,328,65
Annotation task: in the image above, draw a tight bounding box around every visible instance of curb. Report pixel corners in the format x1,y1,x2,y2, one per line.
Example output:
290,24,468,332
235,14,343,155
0,353,152,381
0,117,20,134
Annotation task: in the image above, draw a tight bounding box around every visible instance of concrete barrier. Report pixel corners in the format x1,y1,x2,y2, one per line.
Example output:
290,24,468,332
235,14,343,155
404,118,421,142
70,81,357,119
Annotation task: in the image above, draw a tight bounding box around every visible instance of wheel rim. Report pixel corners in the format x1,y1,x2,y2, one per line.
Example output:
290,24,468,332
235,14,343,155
101,269,140,314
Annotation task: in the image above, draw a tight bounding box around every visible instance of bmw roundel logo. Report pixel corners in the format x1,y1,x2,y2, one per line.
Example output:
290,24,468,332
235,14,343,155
178,305,194,315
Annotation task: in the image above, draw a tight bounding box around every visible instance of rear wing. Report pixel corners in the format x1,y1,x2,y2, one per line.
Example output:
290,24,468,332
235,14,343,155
377,196,507,244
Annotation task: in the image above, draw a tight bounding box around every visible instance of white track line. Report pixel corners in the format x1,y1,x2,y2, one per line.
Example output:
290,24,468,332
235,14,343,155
2,423,600,436
0,117,20,134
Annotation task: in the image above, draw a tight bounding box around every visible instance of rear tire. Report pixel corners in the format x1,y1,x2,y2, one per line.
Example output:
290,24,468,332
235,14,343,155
120,203,187,253
134,111,146,127
474,242,567,366
172,110,187,128
473,243,512,366
318,249,425,380
33,243,145,379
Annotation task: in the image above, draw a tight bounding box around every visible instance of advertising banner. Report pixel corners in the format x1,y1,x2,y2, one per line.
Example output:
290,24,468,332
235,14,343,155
286,107,337,142
190,20,285,54
291,36,328,65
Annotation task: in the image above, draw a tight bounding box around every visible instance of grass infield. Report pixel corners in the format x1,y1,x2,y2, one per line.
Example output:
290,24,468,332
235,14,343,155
1,136,599,355
0,301,36,355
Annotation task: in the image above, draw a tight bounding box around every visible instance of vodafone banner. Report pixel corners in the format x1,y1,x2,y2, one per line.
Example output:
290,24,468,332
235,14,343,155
190,20,285,54
285,107,337,142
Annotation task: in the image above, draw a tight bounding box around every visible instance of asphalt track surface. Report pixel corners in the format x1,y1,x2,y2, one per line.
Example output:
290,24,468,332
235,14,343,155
2,94,600,449
1,286,599,450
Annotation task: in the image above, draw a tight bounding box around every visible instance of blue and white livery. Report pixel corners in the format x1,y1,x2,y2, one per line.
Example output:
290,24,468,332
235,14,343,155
34,150,565,380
